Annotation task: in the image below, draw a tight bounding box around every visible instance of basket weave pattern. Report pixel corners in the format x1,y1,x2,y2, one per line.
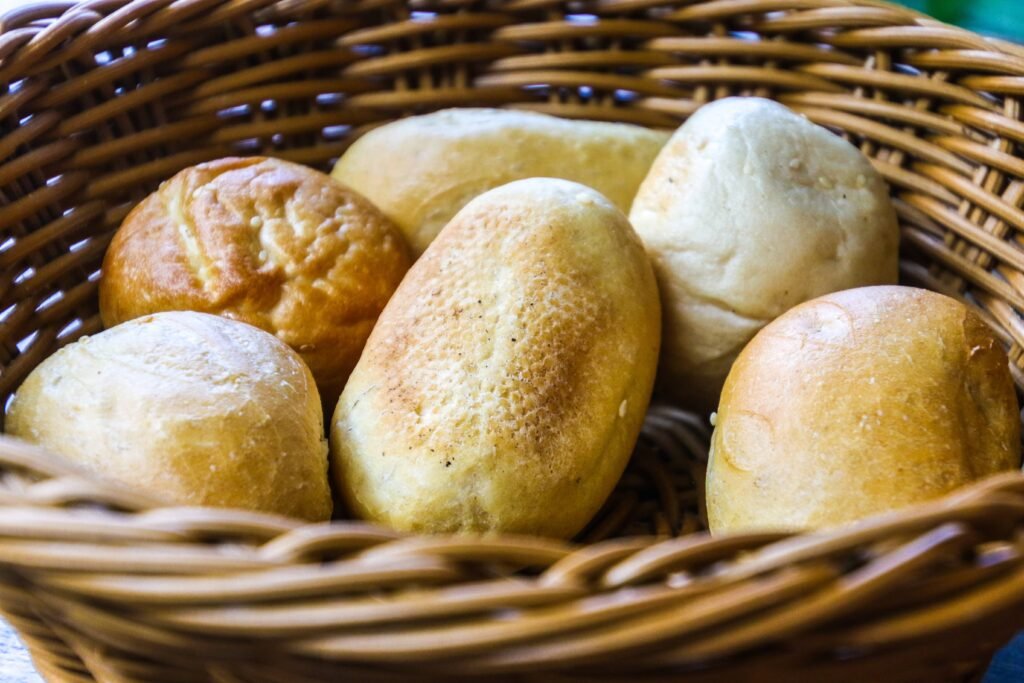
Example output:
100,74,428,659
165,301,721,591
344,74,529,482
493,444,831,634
3,1,1024,681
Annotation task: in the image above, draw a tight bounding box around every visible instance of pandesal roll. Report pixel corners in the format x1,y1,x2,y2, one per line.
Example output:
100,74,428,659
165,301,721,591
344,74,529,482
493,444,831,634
100,156,411,408
6,311,333,521
630,97,899,410
332,108,670,256
706,286,1021,532
331,178,661,537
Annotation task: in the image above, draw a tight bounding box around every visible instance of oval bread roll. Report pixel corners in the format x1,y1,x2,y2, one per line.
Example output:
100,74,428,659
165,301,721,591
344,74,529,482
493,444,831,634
6,311,332,521
630,97,899,410
331,178,661,538
332,108,670,256
100,156,411,408
706,286,1021,532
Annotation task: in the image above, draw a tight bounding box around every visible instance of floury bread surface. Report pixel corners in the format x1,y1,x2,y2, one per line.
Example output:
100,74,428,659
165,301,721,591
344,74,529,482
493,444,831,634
630,97,899,410
331,178,661,537
6,311,333,521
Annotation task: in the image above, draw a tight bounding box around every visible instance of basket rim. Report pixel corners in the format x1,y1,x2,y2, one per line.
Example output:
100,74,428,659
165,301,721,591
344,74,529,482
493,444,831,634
1,429,1021,545
3,0,1024,72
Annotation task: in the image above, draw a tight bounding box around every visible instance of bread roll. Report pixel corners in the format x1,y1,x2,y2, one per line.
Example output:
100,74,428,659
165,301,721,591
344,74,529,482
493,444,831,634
331,108,670,256
707,286,1021,532
331,178,660,537
629,97,899,410
100,156,411,408
6,311,332,521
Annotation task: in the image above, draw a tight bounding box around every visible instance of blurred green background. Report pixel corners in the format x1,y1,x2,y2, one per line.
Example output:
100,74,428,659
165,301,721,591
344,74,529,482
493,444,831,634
892,0,1024,40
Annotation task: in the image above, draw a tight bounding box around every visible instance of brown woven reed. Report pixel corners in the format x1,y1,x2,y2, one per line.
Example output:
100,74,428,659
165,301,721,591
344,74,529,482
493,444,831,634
3,0,1024,680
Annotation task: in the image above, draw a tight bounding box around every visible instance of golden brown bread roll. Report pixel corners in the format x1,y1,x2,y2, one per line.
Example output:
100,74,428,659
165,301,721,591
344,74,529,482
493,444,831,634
331,178,661,538
6,311,332,521
331,108,670,256
630,97,899,411
706,286,1021,532
99,156,411,407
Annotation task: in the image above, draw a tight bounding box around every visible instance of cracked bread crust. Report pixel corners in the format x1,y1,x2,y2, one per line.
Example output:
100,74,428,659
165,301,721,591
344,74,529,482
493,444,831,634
99,156,411,407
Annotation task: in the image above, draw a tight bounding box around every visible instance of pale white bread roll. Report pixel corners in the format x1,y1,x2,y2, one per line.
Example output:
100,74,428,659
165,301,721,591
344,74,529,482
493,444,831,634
332,108,670,256
6,311,332,521
331,178,661,538
707,286,1021,532
630,97,899,410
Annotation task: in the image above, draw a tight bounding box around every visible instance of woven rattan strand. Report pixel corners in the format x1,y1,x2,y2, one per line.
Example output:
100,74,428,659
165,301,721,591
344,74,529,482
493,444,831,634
2,1,1024,681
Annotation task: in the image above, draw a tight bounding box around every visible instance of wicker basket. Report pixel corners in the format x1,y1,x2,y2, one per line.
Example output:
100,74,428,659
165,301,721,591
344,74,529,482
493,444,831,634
3,0,1024,680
